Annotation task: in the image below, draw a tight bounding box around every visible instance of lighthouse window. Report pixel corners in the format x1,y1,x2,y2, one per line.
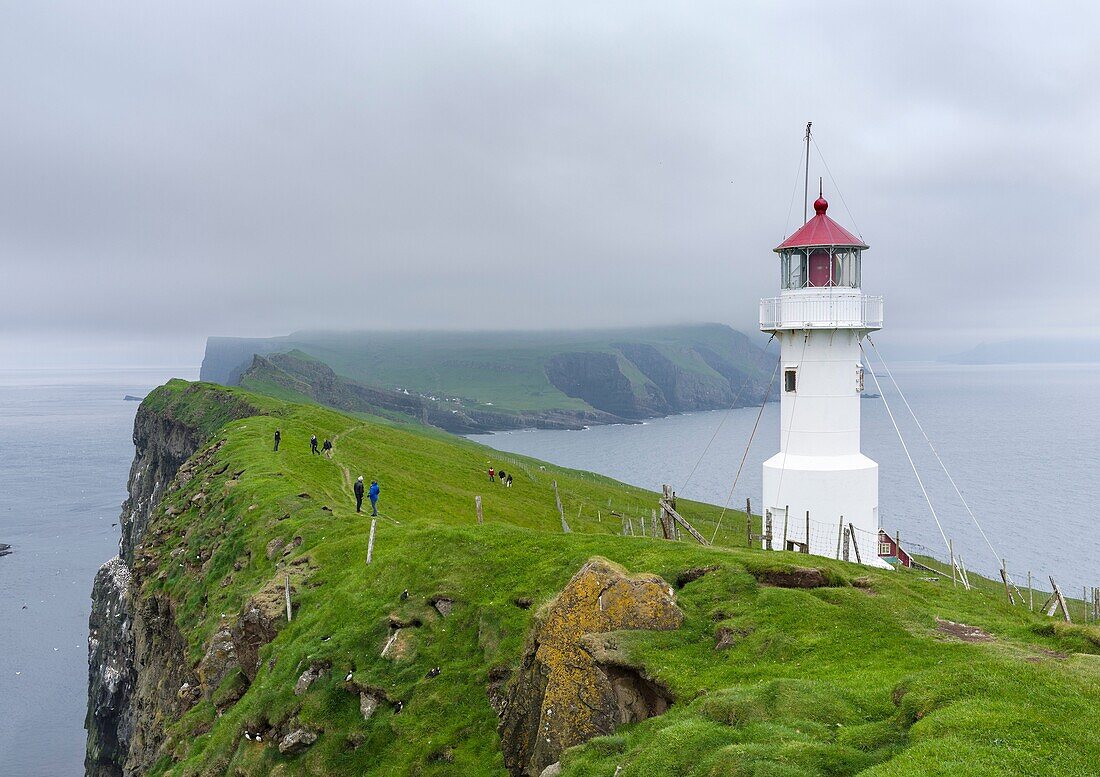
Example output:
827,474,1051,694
832,249,862,287
783,250,806,289
784,368,797,393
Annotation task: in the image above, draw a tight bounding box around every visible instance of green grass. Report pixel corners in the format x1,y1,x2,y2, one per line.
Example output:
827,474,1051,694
138,381,1100,776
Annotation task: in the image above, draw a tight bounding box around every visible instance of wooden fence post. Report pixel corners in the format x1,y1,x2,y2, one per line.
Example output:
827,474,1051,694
804,511,810,554
475,495,483,525
659,485,673,539
1027,571,1032,610
847,523,861,564
285,574,292,622
765,511,773,551
950,539,956,588
782,505,789,550
836,516,844,559
842,527,850,562
366,518,377,564
1048,576,1071,622
1000,559,1015,605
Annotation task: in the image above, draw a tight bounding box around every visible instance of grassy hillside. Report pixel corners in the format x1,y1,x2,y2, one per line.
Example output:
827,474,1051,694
137,381,1100,776
202,324,775,419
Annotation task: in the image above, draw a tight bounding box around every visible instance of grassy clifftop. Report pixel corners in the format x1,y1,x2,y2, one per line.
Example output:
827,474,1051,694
201,324,775,422
129,382,1100,776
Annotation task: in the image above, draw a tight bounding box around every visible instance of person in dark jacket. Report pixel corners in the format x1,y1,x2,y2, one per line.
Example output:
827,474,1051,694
368,480,380,516
506,473,513,488
354,476,365,513
273,430,281,451
322,439,333,458
310,435,319,455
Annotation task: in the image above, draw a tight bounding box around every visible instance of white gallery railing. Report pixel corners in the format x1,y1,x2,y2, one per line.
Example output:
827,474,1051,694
760,292,883,330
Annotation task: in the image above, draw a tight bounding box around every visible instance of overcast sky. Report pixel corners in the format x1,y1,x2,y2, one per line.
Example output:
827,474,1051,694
1,1,1097,368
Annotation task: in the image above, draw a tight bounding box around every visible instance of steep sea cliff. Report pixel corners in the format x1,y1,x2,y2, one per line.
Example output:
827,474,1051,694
86,388,259,775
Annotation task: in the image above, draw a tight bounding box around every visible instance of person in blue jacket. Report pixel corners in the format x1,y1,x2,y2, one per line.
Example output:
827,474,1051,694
368,479,380,516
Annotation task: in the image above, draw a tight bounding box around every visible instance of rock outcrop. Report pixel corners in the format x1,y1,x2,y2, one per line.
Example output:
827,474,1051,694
498,558,682,777
85,385,259,777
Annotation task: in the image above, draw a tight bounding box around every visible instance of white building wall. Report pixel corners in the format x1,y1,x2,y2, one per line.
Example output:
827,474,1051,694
762,317,886,567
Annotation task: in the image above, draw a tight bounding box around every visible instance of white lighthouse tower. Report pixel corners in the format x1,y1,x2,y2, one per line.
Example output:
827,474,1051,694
760,191,887,565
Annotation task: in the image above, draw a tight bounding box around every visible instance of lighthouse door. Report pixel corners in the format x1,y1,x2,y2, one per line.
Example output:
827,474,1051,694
808,249,831,286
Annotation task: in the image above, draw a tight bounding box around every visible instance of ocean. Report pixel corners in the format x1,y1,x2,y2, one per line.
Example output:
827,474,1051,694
470,362,1100,596
0,368,194,777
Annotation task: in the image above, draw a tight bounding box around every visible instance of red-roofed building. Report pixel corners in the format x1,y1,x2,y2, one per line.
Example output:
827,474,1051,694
877,530,912,568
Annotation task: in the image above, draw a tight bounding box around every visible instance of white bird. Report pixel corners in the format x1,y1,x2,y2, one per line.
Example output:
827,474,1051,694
345,671,354,682
245,733,252,741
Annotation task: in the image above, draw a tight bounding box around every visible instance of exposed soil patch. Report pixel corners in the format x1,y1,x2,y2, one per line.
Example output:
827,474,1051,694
1026,648,1069,663
935,617,994,643
754,567,830,589
714,625,753,650
675,565,720,589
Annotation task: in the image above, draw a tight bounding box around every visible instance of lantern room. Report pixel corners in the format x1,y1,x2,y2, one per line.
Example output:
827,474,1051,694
775,196,868,290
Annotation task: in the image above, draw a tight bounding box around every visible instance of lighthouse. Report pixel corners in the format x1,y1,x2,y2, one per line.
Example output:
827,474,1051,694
760,193,887,565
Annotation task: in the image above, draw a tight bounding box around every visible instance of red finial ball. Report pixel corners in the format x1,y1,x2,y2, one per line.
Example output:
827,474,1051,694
813,196,828,215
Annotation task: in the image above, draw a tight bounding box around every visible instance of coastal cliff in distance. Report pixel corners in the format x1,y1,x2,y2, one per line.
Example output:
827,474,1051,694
201,325,776,432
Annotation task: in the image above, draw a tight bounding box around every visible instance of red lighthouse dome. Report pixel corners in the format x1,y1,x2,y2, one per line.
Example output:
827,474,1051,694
775,195,867,252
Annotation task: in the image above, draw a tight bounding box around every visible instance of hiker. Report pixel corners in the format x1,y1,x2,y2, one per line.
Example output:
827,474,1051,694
310,435,319,455
368,479,380,516
273,430,281,451
322,438,333,458
354,476,365,513
506,473,513,488
488,466,495,482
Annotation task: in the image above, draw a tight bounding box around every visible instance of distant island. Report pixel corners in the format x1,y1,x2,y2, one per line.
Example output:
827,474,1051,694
200,324,777,433
0,543,12,558
942,337,1100,365
123,395,144,402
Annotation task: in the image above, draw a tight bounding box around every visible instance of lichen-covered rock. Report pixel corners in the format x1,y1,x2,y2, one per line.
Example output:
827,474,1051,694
498,557,682,776
294,661,329,696
278,727,318,755
360,691,382,720
230,580,289,681
197,626,238,696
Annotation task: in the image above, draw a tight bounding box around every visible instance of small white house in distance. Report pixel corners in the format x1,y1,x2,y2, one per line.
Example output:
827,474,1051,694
760,194,890,568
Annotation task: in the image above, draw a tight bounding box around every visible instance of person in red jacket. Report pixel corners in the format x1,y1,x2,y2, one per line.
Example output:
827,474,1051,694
488,466,495,482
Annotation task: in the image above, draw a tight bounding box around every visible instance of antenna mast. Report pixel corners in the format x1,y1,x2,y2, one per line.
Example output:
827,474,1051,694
803,122,812,223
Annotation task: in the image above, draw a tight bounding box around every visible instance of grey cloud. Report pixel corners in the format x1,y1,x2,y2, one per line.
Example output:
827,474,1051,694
1,1,1097,367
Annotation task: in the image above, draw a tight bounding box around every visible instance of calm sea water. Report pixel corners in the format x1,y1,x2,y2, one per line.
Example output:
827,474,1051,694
471,363,1100,595
0,368,194,777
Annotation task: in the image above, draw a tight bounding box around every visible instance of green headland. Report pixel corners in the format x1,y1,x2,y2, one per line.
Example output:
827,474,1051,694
92,379,1100,776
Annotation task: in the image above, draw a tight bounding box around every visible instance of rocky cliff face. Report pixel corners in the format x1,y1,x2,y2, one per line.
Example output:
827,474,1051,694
85,386,259,777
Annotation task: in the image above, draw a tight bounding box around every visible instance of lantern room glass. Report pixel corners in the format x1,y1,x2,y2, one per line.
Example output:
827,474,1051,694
781,248,860,289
